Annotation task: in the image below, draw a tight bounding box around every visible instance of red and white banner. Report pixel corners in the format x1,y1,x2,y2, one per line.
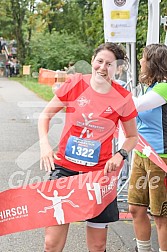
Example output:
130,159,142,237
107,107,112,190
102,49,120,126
0,168,121,236
136,134,167,173
114,124,167,173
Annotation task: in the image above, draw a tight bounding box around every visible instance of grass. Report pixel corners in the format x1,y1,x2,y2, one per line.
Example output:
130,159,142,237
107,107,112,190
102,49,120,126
11,76,54,101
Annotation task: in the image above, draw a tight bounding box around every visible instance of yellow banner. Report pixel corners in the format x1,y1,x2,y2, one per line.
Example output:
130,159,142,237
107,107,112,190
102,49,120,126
111,11,130,20
23,65,31,75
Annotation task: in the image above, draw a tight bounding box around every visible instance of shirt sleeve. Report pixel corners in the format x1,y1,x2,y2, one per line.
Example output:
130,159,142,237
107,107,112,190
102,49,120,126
133,90,166,112
152,82,167,101
120,93,138,121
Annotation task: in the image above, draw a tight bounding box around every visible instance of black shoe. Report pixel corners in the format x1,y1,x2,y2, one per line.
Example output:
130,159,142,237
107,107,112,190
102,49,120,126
135,246,138,252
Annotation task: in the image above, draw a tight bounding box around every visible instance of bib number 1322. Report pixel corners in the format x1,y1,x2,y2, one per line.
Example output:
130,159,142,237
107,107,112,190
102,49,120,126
71,145,94,158
65,136,101,166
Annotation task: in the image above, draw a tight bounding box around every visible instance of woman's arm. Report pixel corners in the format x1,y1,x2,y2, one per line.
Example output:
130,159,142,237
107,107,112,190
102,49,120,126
118,118,138,152
104,118,138,175
38,95,64,171
133,91,166,112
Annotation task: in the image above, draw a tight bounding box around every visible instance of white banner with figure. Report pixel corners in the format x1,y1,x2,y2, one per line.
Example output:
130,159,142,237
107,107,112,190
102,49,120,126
102,0,139,43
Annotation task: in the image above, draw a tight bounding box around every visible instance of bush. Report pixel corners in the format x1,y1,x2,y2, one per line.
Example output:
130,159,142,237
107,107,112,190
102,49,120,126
26,31,93,72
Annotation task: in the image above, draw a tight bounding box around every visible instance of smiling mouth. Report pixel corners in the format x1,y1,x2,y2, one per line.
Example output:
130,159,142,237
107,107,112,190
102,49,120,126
97,72,107,77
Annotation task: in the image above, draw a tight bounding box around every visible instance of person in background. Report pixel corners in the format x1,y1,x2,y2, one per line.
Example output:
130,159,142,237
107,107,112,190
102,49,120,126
12,57,20,76
0,61,5,76
38,42,138,252
15,60,20,76
115,64,127,87
66,61,75,74
128,44,167,252
5,58,11,77
0,39,2,54
9,57,14,77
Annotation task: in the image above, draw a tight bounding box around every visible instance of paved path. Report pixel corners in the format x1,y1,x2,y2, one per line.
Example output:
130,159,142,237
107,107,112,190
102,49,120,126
0,78,159,252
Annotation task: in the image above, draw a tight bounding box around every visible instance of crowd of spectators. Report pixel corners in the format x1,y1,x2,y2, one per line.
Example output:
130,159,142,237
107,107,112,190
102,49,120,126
5,56,20,77
0,37,19,77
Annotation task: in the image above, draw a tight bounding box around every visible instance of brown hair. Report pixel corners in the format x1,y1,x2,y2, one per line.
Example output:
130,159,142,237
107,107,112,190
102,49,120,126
93,42,128,67
139,43,167,85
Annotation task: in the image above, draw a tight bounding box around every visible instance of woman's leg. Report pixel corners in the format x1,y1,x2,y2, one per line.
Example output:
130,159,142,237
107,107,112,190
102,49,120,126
86,222,108,252
129,205,151,240
154,216,167,251
44,224,69,252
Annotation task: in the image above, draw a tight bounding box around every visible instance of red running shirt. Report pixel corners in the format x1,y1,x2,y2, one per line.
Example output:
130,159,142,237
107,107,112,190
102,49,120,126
54,73,137,172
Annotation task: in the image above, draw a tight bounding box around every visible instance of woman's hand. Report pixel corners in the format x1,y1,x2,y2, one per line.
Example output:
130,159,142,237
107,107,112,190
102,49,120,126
40,144,61,172
104,153,123,176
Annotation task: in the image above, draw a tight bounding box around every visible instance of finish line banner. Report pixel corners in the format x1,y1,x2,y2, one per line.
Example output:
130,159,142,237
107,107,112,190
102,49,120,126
102,0,139,43
0,168,121,236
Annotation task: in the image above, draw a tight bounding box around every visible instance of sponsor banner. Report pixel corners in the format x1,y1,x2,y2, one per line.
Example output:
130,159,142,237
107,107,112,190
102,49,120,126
136,134,167,172
23,65,31,75
0,168,121,236
102,0,139,42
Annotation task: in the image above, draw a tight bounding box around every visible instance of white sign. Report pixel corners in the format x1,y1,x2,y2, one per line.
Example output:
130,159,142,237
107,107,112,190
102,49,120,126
102,0,139,43
147,0,161,45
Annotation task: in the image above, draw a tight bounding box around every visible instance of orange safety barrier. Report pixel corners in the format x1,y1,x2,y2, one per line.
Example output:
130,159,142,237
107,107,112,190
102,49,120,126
55,70,67,83
38,68,57,86
38,68,67,86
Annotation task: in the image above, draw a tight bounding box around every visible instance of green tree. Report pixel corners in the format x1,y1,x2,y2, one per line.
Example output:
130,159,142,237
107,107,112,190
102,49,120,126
0,0,13,38
36,0,65,34
27,31,92,71
136,0,167,60
9,0,30,64
1,0,166,72
0,0,33,64
83,0,104,47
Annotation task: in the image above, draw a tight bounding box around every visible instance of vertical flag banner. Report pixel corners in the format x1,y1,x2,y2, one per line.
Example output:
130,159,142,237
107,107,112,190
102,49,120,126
102,0,139,43
147,0,161,45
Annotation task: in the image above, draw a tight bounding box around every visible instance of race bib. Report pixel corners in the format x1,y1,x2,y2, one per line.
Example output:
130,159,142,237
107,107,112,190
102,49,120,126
65,136,101,166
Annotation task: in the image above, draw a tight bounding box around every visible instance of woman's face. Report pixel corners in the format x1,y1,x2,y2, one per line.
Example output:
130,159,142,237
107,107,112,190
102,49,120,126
140,54,147,73
91,49,117,84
